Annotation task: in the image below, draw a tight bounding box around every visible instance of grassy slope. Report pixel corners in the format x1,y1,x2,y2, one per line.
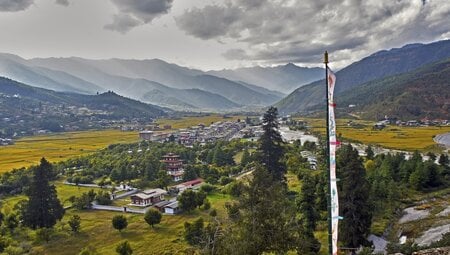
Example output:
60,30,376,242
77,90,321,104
33,193,231,255
0,182,231,255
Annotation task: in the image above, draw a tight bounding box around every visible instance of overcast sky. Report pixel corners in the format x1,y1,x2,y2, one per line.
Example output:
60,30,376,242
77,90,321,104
0,0,449,70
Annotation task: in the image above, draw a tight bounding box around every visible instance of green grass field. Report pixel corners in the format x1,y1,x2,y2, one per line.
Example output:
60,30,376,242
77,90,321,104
0,130,139,173
33,192,230,255
302,118,450,151
0,180,102,213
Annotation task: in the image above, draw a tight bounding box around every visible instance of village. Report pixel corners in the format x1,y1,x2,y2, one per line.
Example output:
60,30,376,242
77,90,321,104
138,120,248,146
64,152,205,215
61,118,321,217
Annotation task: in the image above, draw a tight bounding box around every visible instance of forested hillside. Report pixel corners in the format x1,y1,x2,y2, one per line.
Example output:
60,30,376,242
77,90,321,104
337,59,450,119
0,77,166,137
276,39,450,115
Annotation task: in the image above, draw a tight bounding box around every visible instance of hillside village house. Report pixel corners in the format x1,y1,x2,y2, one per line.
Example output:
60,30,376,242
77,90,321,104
175,178,203,193
161,153,185,182
130,188,167,207
164,201,180,215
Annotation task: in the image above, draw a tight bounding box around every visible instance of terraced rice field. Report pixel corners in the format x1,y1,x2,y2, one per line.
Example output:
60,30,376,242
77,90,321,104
0,130,138,173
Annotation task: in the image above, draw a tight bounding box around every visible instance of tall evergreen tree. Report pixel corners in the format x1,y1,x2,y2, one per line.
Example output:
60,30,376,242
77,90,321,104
21,158,64,229
220,165,310,254
257,107,285,182
365,145,374,160
297,173,318,232
337,144,372,248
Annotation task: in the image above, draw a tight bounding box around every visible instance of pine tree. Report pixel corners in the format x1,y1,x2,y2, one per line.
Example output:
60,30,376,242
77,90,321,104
365,145,374,160
439,154,449,166
297,173,318,232
21,158,64,229
220,166,306,254
337,144,372,248
257,107,285,182
182,165,198,181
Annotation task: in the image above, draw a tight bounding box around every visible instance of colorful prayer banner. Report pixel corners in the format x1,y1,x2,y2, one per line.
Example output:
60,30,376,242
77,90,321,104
327,68,339,255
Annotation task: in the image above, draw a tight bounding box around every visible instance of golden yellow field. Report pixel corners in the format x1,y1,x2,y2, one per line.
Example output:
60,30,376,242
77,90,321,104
302,118,450,151
157,114,242,129
0,115,245,173
0,130,139,173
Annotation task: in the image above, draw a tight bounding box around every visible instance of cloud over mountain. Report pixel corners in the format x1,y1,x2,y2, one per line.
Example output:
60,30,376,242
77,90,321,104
105,0,174,33
55,0,69,7
0,0,33,12
176,0,450,67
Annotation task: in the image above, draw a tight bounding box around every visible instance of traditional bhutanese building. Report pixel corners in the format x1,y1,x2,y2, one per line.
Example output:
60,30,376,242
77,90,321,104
161,153,184,182
130,188,167,207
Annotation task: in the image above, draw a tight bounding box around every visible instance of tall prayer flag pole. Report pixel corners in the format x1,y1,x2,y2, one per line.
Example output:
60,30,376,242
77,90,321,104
325,51,339,255
324,51,333,255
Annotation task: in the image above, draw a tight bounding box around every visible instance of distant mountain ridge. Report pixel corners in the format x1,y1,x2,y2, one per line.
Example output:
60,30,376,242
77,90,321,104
0,76,167,119
208,63,323,93
0,54,323,111
337,58,450,120
275,39,450,115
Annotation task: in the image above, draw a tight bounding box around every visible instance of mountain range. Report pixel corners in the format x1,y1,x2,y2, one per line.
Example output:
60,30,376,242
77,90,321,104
208,63,323,93
0,76,166,119
0,54,323,111
1,39,449,119
337,58,450,120
275,40,450,117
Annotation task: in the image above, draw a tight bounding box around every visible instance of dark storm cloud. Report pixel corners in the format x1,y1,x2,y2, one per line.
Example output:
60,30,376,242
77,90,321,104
0,0,33,12
176,0,450,66
55,0,69,7
106,0,174,33
175,5,242,40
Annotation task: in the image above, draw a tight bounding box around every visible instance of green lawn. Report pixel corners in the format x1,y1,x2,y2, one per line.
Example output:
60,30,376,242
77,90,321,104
26,192,232,255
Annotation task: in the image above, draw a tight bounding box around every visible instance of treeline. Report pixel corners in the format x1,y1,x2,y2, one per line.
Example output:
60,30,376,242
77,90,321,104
0,158,64,254
0,138,255,198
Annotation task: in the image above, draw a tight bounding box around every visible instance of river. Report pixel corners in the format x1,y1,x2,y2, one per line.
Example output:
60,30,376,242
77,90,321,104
279,126,318,145
434,132,450,148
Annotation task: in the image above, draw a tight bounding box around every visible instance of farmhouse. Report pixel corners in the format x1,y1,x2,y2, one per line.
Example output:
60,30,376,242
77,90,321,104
153,200,172,212
164,201,180,215
175,178,203,193
130,188,167,207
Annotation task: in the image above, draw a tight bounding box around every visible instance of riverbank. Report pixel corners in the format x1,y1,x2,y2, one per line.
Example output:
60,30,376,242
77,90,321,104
434,133,450,149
